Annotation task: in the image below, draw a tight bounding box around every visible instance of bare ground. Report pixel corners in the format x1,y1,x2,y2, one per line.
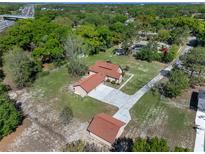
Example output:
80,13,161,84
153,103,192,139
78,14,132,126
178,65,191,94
1,88,109,152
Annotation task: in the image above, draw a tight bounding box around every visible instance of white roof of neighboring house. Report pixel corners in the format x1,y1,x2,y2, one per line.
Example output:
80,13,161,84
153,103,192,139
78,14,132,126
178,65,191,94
194,90,205,152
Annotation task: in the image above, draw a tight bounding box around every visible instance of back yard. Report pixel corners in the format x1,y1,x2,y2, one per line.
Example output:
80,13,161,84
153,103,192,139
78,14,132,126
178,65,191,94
123,89,196,150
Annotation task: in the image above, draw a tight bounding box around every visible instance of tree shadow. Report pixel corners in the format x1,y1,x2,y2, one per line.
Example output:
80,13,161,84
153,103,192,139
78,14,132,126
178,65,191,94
110,137,133,152
189,91,198,111
160,69,170,77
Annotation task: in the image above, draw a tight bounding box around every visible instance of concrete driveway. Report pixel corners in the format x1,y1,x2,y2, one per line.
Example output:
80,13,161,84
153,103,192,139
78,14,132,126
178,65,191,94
88,84,130,108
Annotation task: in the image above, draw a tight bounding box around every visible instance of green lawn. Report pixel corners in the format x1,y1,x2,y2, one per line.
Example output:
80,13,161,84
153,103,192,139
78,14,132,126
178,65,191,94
129,90,195,149
30,67,117,122
84,48,165,95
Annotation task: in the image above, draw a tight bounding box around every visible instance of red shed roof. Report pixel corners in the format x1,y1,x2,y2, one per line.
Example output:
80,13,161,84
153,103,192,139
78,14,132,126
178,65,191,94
74,73,105,93
87,113,125,144
89,61,121,79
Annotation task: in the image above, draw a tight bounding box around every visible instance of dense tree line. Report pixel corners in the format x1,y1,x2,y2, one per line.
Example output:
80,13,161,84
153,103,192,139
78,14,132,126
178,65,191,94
64,137,191,152
111,137,190,152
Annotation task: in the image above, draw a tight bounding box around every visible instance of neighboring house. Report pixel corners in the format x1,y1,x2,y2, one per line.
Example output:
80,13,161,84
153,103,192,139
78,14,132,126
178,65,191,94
87,113,125,146
73,73,105,97
194,89,205,152
73,61,123,97
89,61,123,83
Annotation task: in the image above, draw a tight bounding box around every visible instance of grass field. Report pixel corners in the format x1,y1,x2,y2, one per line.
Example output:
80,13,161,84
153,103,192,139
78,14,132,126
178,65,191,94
85,48,165,95
30,67,117,122
124,90,196,150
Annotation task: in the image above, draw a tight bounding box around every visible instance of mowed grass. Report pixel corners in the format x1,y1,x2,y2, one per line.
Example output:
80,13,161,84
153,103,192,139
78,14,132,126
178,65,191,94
30,67,117,122
130,90,195,149
85,49,165,95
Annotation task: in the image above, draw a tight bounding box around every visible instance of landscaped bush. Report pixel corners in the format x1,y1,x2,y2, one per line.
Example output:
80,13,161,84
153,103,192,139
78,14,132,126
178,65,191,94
111,80,116,84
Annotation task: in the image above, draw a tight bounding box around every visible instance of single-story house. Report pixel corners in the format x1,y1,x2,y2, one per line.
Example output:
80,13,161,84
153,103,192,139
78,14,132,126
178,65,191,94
73,61,123,97
89,61,123,83
87,113,125,146
73,73,105,97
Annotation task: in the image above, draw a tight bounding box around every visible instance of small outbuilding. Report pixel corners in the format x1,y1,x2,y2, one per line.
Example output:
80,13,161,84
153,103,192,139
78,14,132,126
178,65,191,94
87,113,125,146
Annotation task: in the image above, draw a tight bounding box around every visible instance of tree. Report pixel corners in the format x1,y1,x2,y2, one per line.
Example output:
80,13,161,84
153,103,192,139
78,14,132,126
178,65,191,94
180,47,205,79
174,146,191,152
121,39,131,55
3,47,41,88
63,34,88,77
63,34,85,59
158,29,170,42
76,24,102,55
132,138,148,152
96,25,112,50
162,69,189,98
148,137,169,152
0,95,22,139
161,44,178,63
134,41,160,62
111,137,133,152
132,137,169,152
67,59,88,77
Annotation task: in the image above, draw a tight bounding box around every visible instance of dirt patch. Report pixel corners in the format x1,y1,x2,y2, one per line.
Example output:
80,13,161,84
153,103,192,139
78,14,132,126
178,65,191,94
4,88,110,151
0,118,31,152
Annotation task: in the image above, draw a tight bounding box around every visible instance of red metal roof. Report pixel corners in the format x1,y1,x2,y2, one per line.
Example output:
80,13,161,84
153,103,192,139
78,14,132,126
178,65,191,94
95,61,119,71
74,73,105,93
87,113,125,144
89,61,121,79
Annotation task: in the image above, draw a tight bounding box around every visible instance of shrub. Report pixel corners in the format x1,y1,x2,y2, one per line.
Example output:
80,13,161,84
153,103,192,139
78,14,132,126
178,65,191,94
0,96,22,139
174,147,191,152
63,140,102,152
37,71,50,78
59,106,73,125
67,59,88,77
123,65,129,71
111,80,116,84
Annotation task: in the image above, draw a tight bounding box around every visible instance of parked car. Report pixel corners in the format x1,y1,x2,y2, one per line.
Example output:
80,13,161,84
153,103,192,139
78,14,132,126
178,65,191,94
113,48,125,56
